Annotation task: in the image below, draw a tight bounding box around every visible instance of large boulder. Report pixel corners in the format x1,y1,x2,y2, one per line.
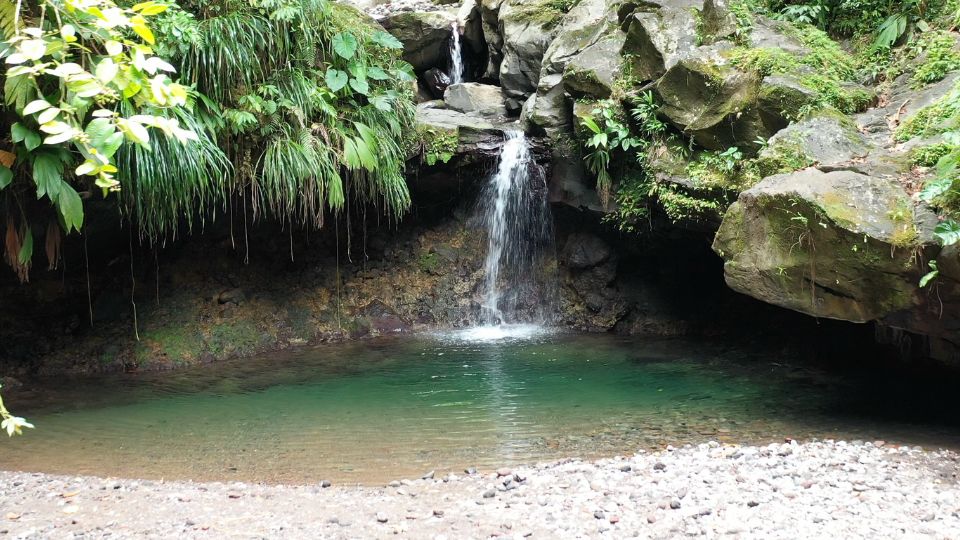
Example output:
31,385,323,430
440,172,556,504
656,49,777,151
713,169,930,322
444,83,508,117
496,0,562,103
758,113,870,171
620,0,700,82
381,10,458,72
529,0,622,132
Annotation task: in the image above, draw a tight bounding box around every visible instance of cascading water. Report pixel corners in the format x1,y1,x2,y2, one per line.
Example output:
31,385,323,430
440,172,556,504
449,22,464,85
471,130,556,338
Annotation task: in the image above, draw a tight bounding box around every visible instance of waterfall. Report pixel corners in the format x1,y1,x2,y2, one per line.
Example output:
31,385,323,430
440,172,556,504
449,22,464,85
476,131,555,330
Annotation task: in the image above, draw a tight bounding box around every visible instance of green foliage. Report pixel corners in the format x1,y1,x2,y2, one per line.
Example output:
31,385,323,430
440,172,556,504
727,23,872,114
418,127,458,166
910,31,960,87
0,385,33,437
911,142,957,167
1,1,194,245
895,81,960,141
506,0,580,30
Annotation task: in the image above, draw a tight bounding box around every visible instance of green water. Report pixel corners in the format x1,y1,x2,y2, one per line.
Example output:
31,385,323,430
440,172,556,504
3,331,959,484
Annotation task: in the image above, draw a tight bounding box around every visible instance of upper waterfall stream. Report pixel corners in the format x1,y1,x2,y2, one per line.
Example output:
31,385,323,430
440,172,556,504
449,22,464,85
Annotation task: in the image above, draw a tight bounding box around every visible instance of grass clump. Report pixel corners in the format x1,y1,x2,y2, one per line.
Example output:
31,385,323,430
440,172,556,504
911,142,958,167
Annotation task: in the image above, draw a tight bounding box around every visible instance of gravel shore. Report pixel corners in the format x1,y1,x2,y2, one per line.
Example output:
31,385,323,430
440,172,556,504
2,440,958,539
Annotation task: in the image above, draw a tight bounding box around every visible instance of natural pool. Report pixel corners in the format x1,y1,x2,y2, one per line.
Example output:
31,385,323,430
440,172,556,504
3,330,960,484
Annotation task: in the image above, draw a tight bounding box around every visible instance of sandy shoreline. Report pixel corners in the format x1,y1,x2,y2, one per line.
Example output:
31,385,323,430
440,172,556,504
1,440,959,539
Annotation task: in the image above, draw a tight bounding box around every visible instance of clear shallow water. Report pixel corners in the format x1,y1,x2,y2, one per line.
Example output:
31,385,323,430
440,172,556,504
3,332,960,484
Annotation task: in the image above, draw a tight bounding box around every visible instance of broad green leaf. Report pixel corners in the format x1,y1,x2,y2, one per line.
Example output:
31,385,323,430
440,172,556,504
32,152,64,200
934,220,960,246
17,226,33,265
96,58,119,83
325,68,348,92
56,183,84,233
920,262,939,288
348,61,367,79
349,76,369,95
0,166,12,190
132,21,156,44
367,67,390,81
85,118,116,148
23,99,51,115
372,31,403,49
20,40,46,61
332,33,358,59
37,107,61,125
11,123,29,143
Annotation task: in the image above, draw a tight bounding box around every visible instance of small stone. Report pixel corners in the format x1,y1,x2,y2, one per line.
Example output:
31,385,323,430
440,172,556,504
433,509,444,518
227,492,242,499
483,489,496,499
376,512,388,523
464,467,477,475
801,480,814,489
63,505,79,514
5,513,20,521
326,517,339,525
496,468,512,477
921,513,935,522
670,500,681,510
388,480,401,488
513,473,526,483
874,440,886,447
653,462,666,471
747,501,759,508
320,480,332,488
609,515,620,524
594,511,605,520
647,514,657,524
421,471,435,480
619,465,632,472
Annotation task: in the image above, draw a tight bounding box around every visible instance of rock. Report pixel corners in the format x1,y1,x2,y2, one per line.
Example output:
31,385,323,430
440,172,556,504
483,489,496,498
647,514,657,523
757,75,819,133
561,31,626,99
381,10,458,72
433,509,444,517
465,467,478,475
656,49,774,151
444,83,508,117
621,0,699,82
320,480,332,488
423,68,453,99
560,233,612,269
670,499,681,509
217,288,246,305
758,113,871,171
609,515,620,524
376,512,388,523
619,465,632,472
421,470,435,480
497,0,559,100
653,462,666,471
714,168,930,322
496,468,513,477
747,501,759,507
594,510,605,520
388,480,401,488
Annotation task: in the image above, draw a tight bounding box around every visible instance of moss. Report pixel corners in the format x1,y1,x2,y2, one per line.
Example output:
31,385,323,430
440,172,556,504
910,31,960,88
887,200,920,249
208,320,263,357
417,251,441,274
911,142,957,167
895,80,960,141
135,326,204,367
506,0,580,30
726,25,870,115
817,191,862,229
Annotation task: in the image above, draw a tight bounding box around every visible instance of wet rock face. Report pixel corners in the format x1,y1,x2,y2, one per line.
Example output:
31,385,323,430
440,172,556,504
380,10,458,73
443,83,508,117
561,233,612,270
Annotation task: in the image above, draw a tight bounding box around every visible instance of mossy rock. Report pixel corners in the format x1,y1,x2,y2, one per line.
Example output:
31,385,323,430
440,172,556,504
713,169,929,323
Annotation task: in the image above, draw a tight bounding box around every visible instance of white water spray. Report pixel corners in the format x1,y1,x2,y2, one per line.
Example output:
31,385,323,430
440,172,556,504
449,22,464,85
475,131,556,332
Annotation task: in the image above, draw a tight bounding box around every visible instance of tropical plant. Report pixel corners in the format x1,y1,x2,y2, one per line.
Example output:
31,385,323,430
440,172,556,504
1,0,196,280
0,385,32,437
